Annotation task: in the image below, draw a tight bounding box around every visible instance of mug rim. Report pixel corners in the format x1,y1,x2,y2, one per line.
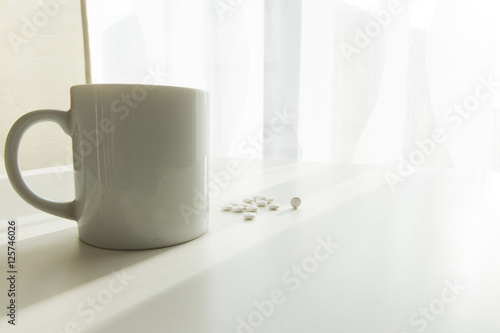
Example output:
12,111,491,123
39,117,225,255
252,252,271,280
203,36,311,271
70,83,207,94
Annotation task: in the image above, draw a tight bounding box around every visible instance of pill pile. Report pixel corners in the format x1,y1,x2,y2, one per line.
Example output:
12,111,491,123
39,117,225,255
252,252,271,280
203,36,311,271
221,195,301,221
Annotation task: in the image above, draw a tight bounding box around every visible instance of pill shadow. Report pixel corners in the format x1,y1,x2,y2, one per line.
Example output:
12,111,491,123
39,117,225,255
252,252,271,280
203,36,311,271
276,207,298,216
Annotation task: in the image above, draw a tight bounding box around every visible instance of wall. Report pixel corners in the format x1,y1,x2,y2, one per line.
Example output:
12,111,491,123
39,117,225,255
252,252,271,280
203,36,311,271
0,0,86,175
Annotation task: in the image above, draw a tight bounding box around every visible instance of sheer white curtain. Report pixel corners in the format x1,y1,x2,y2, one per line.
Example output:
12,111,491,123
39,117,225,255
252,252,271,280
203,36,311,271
85,0,500,172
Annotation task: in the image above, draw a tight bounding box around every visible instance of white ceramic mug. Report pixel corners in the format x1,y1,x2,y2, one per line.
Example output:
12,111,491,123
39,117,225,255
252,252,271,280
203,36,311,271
4,84,209,250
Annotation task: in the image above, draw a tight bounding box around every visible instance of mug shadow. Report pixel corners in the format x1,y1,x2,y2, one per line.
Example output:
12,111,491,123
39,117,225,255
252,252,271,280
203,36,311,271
12,226,172,309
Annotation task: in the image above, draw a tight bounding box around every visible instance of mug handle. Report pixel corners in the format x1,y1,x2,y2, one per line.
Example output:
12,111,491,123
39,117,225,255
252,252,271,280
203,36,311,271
4,110,76,220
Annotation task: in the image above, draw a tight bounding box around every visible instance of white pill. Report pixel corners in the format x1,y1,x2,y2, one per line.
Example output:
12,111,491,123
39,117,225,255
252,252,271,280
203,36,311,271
268,203,280,210
256,200,267,207
232,205,244,212
230,202,240,206
243,212,256,220
245,205,258,212
266,197,274,203
241,203,250,208
256,195,266,200
252,195,259,200
242,197,253,203
221,204,232,211
290,197,301,209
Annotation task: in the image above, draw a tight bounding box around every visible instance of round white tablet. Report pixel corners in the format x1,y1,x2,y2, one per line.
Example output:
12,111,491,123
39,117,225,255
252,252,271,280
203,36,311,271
221,204,232,211
290,197,301,209
268,203,280,210
243,212,256,220
242,197,253,203
256,200,267,207
245,205,258,212
232,205,244,212
266,197,274,203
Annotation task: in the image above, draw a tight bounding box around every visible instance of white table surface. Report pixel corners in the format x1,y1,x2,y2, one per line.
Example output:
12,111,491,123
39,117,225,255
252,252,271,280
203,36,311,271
1,160,500,333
